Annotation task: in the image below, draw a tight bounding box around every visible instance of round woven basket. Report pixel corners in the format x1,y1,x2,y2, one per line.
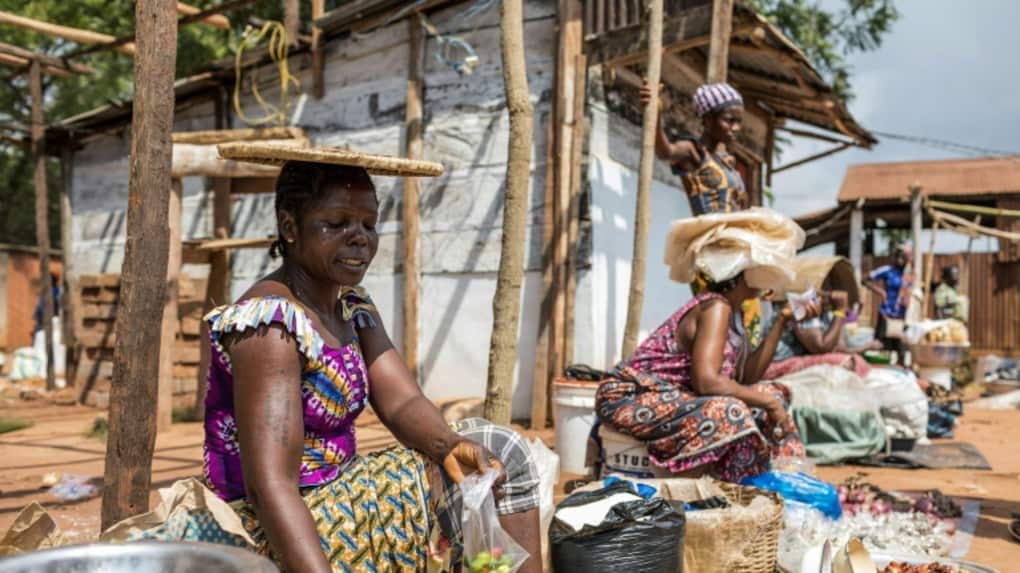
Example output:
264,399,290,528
717,482,785,573
216,141,444,177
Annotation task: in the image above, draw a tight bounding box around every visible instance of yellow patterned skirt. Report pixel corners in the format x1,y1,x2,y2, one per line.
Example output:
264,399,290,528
233,446,436,572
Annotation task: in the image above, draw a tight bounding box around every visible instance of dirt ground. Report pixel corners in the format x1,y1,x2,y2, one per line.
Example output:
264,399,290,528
1,396,1017,570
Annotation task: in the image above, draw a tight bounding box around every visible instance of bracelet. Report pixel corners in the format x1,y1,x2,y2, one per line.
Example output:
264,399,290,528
832,310,847,318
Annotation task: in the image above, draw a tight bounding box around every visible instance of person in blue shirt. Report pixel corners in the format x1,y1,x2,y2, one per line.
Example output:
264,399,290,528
864,245,911,362
32,272,61,335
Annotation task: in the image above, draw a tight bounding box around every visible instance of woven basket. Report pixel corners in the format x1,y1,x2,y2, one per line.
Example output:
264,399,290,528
216,141,444,177
716,482,785,573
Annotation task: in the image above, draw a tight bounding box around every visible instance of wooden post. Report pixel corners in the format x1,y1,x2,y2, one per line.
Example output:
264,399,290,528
621,0,663,358
284,0,300,46
60,150,79,388
29,60,56,392
311,0,325,99
402,18,424,381
531,121,556,429
193,176,230,421
484,0,533,425
764,120,775,190
706,0,734,83
101,0,178,531
563,51,586,368
157,179,183,432
849,204,864,281
910,185,923,291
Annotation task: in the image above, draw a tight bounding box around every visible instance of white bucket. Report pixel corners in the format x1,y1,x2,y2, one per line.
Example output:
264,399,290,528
919,366,953,390
552,380,599,475
598,425,672,479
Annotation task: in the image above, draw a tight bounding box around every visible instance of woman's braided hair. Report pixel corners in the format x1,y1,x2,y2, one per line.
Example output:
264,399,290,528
270,160,376,259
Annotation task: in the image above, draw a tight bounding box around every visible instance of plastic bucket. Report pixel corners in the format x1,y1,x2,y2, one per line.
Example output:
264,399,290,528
599,425,672,479
553,379,600,475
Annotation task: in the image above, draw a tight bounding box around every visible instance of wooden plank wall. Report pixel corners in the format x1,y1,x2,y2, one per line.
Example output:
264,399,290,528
76,273,205,409
862,253,1020,355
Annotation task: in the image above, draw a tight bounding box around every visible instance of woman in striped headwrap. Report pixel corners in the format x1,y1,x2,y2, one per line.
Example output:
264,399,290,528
640,81,748,215
641,81,765,344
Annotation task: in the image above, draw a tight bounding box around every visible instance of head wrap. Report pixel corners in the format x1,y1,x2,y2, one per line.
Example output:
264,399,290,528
692,83,744,117
664,208,805,290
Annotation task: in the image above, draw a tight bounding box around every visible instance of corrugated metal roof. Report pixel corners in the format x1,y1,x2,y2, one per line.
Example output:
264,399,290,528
838,157,1020,202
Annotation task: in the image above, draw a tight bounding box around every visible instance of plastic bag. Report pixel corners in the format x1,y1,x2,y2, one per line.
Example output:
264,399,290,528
787,287,818,321
549,481,685,572
461,470,529,573
863,367,929,439
741,471,842,520
526,438,559,571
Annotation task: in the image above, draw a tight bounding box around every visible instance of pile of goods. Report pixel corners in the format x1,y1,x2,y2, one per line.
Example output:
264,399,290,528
838,476,962,524
923,321,969,344
881,563,967,573
467,548,516,573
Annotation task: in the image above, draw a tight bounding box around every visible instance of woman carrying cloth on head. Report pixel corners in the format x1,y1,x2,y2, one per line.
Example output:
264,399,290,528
196,144,542,572
595,209,814,483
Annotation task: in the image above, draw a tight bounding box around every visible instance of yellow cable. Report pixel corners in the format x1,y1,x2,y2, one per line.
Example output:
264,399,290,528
233,21,300,127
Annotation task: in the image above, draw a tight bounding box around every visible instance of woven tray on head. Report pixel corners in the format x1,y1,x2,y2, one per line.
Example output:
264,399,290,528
216,141,444,177
717,482,785,573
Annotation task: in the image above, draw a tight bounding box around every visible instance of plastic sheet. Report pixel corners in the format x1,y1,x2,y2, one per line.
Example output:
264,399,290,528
741,472,842,520
549,481,685,573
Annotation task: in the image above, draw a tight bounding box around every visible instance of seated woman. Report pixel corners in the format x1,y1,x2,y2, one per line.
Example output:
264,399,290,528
201,147,541,573
595,211,812,483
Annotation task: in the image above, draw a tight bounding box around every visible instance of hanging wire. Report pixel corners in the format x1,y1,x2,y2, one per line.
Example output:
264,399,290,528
871,130,1020,158
233,21,301,127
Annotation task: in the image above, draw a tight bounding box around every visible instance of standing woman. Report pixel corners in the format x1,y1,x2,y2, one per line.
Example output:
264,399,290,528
640,81,764,342
864,244,912,364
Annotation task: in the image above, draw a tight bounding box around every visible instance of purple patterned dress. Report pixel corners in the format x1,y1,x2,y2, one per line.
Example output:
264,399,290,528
595,293,805,482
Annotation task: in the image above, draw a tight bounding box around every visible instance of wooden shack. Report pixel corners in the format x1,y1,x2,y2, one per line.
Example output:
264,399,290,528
45,0,870,420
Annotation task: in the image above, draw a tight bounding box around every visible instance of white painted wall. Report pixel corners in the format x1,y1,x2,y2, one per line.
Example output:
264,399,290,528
67,0,557,419
575,95,694,370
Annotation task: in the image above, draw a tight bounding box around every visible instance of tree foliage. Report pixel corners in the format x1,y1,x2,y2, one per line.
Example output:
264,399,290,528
0,0,300,246
747,0,899,100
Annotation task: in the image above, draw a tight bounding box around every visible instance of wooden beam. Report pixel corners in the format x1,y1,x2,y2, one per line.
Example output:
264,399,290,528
176,2,231,30
850,204,864,281
532,119,556,429
171,126,304,144
0,10,136,55
101,0,178,532
777,125,855,146
0,52,70,77
157,178,183,433
185,236,276,251
585,3,711,66
564,49,587,368
706,0,734,83
401,18,424,382
621,0,663,358
30,60,56,392
60,150,79,389
311,0,325,99
771,141,851,174
284,0,300,46
173,142,286,178
0,41,95,74
315,0,404,32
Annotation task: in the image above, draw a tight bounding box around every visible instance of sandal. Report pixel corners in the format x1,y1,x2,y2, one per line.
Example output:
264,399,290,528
1010,513,1020,543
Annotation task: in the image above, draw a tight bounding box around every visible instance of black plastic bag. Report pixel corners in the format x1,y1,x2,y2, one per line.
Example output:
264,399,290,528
549,482,685,573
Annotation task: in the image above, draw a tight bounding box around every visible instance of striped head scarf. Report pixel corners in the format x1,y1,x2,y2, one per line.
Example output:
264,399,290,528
692,83,744,117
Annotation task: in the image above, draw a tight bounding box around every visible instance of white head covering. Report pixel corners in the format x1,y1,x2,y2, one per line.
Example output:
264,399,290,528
664,208,805,290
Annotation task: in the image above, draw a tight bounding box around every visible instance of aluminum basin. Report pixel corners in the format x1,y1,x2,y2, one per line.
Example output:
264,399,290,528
909,343,969,367
0,542,278,573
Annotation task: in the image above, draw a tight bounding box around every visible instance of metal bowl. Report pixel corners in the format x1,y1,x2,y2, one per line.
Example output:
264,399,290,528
0,542,278,573
909,343,969,367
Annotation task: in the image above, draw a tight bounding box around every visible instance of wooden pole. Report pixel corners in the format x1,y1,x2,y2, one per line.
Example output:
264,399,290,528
30,60,56,392
311,0,326,99
484,0,533,425
176,2,231,29
910,185,923,292
401,18,424,381
157,179,183,432
101,0,178,530
284,0,300,46
563,51,586,369
531,120,556,429
706,0,734,83
0,42,95,75
0,10,136,55
621,0,663,359
849,204,864,281
60,150,79,389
